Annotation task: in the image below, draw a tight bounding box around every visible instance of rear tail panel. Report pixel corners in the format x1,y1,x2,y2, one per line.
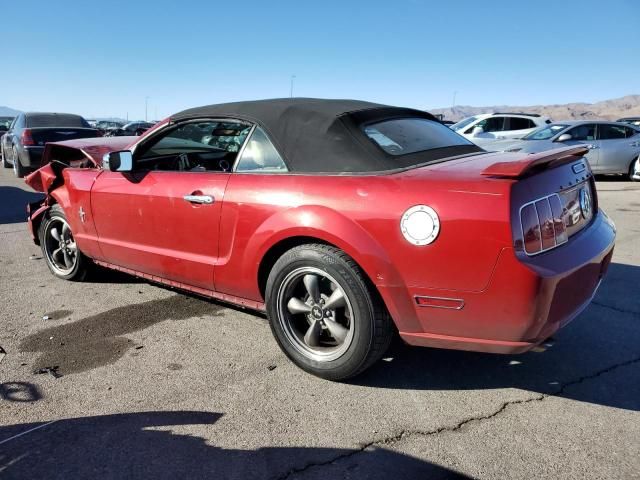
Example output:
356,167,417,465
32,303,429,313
511,157,596,257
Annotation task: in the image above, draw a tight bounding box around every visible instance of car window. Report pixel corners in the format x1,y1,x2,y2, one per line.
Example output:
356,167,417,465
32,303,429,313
508,117,535,130
523,124,569,140
466,116,504,134
451,116,478,131
26,114,90,128
363,117,474,156
567,124,596,141
235,127,288,173
598,124,633,140
136,120,252,172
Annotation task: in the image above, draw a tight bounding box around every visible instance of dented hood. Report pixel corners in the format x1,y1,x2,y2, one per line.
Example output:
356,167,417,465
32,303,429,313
43,136,137,167
24,136,137,193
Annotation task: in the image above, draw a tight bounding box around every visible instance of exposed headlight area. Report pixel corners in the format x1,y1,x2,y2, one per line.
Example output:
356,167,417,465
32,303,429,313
400,205,440,246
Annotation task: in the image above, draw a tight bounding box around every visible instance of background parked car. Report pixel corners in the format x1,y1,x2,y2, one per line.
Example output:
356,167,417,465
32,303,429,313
105,121,154,137
451,112,551,146
617,117,640,127
487,121,640,180
94,120,125,136
1,112,99,177
0,116,15,132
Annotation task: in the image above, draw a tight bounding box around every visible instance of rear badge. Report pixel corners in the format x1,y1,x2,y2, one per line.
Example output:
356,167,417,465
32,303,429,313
572,162,586,174
579,188,592,219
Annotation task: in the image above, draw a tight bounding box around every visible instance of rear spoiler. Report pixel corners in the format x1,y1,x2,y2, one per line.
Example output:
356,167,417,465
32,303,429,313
481,146,589,179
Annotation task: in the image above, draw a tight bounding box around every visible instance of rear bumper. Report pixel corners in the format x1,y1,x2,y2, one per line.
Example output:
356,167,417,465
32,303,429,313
22,146,44,167
394,209,616,353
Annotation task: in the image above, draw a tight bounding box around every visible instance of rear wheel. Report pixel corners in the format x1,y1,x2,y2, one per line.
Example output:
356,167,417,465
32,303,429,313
12,146,26,178
39,205,91,281
265,244,394,380
2,145,9,168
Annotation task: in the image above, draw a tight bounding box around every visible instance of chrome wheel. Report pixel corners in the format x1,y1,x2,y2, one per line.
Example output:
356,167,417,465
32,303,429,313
43,217,78,276
276,267,355,362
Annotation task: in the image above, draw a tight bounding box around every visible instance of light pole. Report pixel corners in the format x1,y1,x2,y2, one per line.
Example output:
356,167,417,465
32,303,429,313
145,96,150,121
290,75,296,98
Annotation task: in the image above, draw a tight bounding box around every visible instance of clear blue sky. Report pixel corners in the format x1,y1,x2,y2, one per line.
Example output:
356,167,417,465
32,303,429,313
7,0,640,120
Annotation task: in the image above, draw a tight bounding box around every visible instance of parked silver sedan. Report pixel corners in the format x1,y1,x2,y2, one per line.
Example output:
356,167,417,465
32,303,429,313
487,121,640,180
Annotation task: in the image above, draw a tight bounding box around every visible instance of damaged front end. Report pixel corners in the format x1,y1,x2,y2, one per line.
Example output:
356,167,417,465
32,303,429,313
25,163,62,245
24,140,109,245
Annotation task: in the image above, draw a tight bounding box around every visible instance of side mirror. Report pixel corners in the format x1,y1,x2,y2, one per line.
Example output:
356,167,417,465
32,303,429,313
472,126,484,136
556,133,572,142
103,151,133,172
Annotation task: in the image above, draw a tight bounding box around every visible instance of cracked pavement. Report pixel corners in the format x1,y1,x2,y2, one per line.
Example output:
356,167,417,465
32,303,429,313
1,168,639,479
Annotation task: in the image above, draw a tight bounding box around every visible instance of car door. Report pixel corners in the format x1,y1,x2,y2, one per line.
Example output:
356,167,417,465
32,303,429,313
563,123,600,171
4,115,20,155
596,124,640,174
90,119,251,291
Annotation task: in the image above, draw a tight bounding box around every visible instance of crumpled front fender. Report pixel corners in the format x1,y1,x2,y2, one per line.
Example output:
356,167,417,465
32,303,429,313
27,201,50,246
25,163,58,193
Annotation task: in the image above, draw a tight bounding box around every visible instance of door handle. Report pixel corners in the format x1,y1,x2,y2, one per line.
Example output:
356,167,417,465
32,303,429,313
183,194,214,204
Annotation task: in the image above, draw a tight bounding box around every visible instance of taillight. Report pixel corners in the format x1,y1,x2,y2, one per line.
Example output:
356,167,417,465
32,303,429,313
520,194,567,255
21,129,35,146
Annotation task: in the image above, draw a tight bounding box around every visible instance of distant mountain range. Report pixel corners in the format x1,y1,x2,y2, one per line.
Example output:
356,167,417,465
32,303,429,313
4,94,640,123
0,106,21,117
430,95,640,122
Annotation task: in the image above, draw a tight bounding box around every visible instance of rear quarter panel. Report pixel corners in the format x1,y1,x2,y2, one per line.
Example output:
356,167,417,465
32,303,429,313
215,168,513,331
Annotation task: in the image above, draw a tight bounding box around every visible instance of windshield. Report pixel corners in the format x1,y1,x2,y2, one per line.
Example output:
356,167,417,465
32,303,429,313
451,116,478,131
362,117,476,156
522,124,569,140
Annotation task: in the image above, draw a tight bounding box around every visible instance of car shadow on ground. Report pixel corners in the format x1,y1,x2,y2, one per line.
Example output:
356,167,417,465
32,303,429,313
0,411,469,479
81,261,640,413
351,262,640,412
0,186,44,225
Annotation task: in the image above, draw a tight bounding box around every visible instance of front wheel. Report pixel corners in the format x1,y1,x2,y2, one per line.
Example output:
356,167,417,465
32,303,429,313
265,244,394,380
39,205,91,281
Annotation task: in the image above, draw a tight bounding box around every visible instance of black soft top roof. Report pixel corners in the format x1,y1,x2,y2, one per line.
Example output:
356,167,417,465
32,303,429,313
172,98,477,173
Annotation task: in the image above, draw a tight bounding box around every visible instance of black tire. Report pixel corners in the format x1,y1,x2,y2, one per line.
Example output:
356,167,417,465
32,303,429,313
2,145,9,168
13,146,26,178
39,204,91,281
265,244,394,380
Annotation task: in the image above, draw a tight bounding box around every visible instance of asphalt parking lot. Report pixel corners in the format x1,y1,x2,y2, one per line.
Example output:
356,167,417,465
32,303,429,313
0,166,638,479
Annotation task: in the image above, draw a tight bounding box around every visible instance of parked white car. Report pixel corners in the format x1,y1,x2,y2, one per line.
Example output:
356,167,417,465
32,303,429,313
451,112,551,146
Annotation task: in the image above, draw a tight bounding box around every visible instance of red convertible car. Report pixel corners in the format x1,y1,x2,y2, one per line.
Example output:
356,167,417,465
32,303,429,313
25,99,616,380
